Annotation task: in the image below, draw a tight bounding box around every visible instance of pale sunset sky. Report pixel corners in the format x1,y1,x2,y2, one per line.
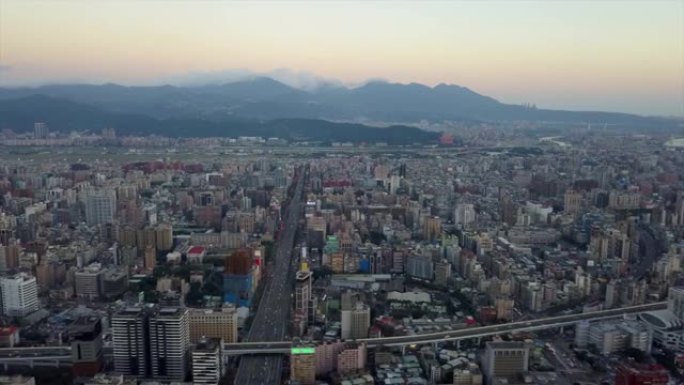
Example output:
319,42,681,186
0,0,682,116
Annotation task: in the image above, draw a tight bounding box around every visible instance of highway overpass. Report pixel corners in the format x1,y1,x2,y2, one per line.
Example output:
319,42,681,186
224,301,667,355
0,302,667,367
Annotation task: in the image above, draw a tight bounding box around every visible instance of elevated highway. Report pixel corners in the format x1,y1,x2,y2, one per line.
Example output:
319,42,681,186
0,302,666,372
224,301,666,355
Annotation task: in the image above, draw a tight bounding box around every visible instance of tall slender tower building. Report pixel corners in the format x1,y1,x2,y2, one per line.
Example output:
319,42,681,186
295,269,313,323
149,307,190,381
112,307,150,377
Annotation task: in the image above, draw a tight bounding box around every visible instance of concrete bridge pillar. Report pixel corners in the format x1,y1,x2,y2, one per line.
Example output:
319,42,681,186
401,345,406,355
29,360,34,369
559,326,565,334
456,340,461,350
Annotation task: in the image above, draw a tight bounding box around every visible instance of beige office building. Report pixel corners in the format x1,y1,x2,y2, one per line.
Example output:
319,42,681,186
188,306,238,343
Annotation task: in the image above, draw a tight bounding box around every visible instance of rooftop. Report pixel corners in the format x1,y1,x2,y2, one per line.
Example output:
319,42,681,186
194,337,221,352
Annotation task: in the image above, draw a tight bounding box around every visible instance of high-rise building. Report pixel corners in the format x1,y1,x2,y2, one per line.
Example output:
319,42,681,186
69,316,104,377
295,269,313,324
155,224,173,252
608,191,641,210
575,320,590,348
0,274,39,317
389,175,401,195
341,302,370,340
406,255,434,281
482,341,529,385
615,363,668,385
33,122,48,139
112,307,150,377
453,366,483,385
101,127,116,140
75,263,104,300
315,341,344,376
191,337,224,385
453,362,482,385
434,260,452,287
422,216,442,241
588,321,629,354
136,227,157,251
102,269,128,299
85,190,116,226
143,246,156,272
35,261,65,292
564,190,582,214
290,343,316,385
188,306,238,344
676,191,684,226
0,245,19,273
336,342,367,375
330,252,344,273
149,307,190,381
494,298,514,321
667,286,684,320
240,196,252,211
454,203,476,228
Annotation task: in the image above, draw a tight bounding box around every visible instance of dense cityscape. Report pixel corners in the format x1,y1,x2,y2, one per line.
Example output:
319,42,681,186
0,122,680,385
1,1,683,385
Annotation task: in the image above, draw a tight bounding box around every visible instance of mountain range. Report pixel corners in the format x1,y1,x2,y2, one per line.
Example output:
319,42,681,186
0,77,677,142
0,94,439,144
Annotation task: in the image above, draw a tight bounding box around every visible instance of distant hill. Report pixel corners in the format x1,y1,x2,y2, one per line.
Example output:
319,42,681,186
0,77,672,126
0,95,439,144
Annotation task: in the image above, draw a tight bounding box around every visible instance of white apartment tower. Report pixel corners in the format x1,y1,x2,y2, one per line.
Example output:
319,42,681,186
149,307,190,381
112,307,149,377
454,203,476,228
0,274,39,317
341,302,370,340
85,190,116,226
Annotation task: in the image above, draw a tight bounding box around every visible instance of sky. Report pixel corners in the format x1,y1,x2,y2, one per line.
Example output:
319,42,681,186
0,1,682,116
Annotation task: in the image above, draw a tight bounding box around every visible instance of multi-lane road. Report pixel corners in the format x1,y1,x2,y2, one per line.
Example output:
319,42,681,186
233,166,307,385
